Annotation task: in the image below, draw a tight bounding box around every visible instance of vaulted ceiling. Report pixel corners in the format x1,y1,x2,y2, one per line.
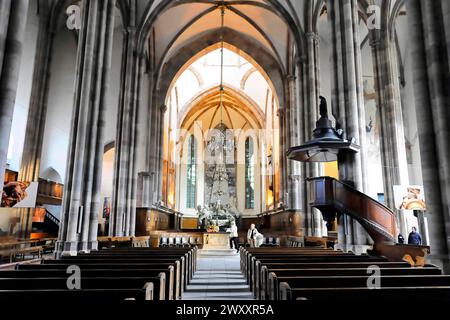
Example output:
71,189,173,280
179,87,265,132
147,0,307,75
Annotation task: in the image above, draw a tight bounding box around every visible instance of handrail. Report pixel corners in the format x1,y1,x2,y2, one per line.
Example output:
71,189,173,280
307,176,396,243
45,210,60,225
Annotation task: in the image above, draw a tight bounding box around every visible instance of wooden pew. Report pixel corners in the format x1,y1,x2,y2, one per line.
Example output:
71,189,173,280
18,262,183,300
53,256,188,292
279,283,450,301
0,267,175,300
243,250,353,280
80,247,197,281
0,274,166,300
270,272,449,300
259,261,418,300
0,246,43,263
240,246,447,302
62,253,193,286
241,248,354,277
0,288,152,301
1,247,193,301
249,255,388,295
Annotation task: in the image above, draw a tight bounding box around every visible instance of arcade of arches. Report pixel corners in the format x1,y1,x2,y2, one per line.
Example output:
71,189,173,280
1,0,450,277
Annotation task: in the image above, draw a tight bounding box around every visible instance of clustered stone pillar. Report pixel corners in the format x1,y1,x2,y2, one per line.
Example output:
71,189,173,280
327,0,370,253
110,27,136,237
277,106,287,206
19,1,52,182
16,2,52,242
370,28,410,237
142,95,166,206
406,0,450,272
110,0,144,237
304,31,324,237
285,74,302,212
0,0,29,185
156,104,166,202
110,38,145,237
57,0,116,255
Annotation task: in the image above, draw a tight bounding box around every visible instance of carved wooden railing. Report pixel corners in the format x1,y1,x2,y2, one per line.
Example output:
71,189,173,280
307,176,430,264
307,176,396,243
37,179,64,205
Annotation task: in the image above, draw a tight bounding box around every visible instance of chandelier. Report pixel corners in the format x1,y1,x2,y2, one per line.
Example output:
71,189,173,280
207,4,234,156
218,4,225,128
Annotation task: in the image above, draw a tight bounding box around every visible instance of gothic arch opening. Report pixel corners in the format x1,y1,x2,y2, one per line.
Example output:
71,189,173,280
161,46,281,222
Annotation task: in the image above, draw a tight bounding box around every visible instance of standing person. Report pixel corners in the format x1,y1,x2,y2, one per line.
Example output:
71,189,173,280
247,224,261,248
227,221,239,253
398,233,405,244
408,227,422,245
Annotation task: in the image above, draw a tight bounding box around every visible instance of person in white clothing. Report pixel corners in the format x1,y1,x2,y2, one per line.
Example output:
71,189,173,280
227,221,239,252
247,224,262,247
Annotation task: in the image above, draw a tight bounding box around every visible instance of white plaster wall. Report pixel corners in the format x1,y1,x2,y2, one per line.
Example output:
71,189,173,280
40,22,123,184
39,28,77,180
396,14,423,186
6,1,39,172
244,72,270,110
361,41,385,200
318,14,332,111
137,69,150,174
104,27,122,145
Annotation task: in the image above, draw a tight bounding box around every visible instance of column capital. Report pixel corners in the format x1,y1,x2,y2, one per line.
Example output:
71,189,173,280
125,26,137,34
295,54,307,66
286,74,296,81
160,104,167,113
369,38,381,48
305,31,320,44
288,174,301,182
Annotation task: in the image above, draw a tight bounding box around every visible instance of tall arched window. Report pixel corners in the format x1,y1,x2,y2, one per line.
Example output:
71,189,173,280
186,135,197,208
245,137,255,209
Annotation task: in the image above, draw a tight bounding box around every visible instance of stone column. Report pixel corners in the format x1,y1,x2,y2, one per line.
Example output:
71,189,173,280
304,31,324,237
327,0,370,253
156,104,167,202
57,0,116,255
277,106,287,206
143,98,160,206
137,71,156,208
370,31,409,227
406,0,450,272
0,0,29,185
371,35,410,236
285,74,302,211
19,2,52,181
110,29,145,237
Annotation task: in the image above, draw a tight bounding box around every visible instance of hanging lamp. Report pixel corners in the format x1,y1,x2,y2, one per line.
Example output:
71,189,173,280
287,96,360,162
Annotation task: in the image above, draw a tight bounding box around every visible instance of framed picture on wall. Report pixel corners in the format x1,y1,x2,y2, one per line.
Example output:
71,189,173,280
393,185,426,211
1,181,38,208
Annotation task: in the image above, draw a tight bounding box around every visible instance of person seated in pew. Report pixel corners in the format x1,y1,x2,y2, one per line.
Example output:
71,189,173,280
247,224,263,248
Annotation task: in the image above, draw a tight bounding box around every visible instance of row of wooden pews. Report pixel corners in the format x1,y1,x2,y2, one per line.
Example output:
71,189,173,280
241,247,450,301
0,246,196,301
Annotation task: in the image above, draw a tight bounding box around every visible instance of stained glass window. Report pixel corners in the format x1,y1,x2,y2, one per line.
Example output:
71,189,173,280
245,137,255,209
186,135,197,208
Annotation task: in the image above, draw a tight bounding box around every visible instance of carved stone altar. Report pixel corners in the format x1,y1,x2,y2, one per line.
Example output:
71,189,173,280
202,232,230,249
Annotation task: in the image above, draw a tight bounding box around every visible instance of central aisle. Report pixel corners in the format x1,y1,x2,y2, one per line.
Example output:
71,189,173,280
183,249,255,300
